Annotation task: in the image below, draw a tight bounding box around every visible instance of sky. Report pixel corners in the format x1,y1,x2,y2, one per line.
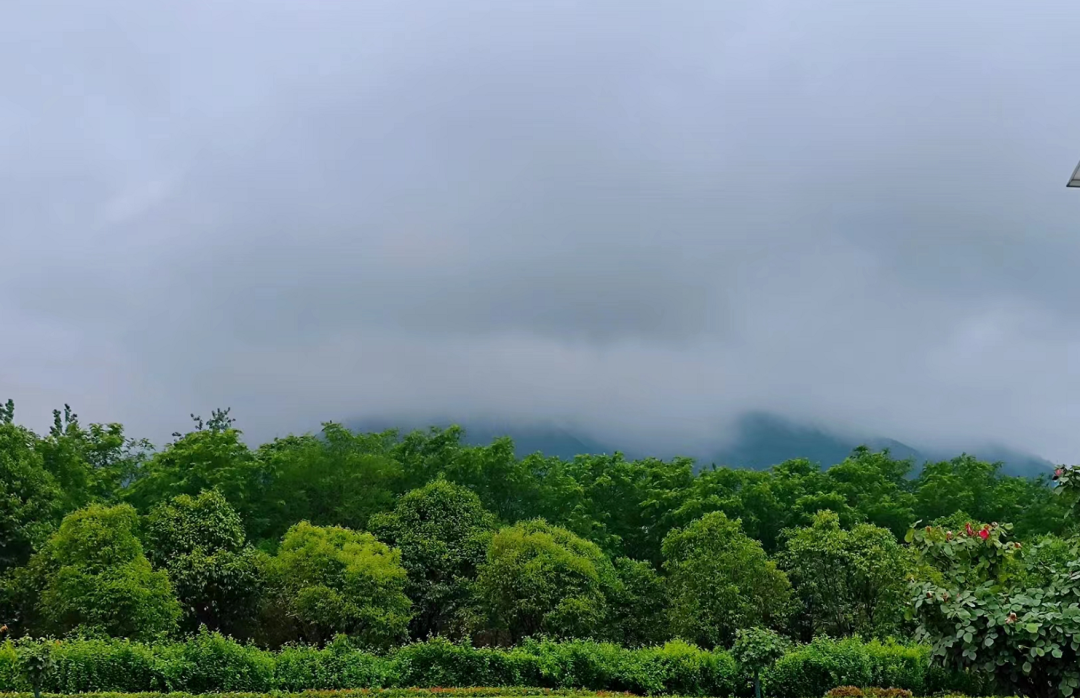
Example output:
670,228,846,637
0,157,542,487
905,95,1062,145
2,1,1079,462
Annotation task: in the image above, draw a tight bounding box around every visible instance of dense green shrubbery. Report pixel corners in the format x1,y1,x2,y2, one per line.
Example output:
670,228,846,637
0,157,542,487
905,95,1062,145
762,637,988,698
0,634,978,697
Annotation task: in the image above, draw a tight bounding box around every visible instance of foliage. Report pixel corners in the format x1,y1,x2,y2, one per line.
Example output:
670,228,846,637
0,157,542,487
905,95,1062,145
907,514,1080,698
0,635,744,696
606,557,668,646
13,636,57,698
31,504,180,640
124,411,259,523
475,520,616,643
779,511,912,640
0,411,64,575
143,491,265,636
252,423,404,544
733,627,791,698
733,627,791,677
662,512,793,648
761,636,983,698
264,522,412,648
369,479,496,640
4,399,1080,694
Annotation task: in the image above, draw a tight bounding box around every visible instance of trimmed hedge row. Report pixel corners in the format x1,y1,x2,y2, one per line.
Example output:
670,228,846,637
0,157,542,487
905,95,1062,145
0,634,982,697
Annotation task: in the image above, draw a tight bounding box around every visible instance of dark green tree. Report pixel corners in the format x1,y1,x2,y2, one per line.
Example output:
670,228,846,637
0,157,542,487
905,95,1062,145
608,556,669,646
369,479,496,639
663,511,793,647
143,490,264,636
0,403,64,575
252,423,402,544
779,510,911,640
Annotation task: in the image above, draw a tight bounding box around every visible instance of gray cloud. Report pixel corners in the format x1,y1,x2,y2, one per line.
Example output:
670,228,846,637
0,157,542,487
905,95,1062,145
2,0,1079,462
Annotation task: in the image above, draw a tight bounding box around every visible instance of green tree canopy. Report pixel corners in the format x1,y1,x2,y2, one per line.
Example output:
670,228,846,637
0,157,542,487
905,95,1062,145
0,402,63,575
143,490,264,636
778,510,911,640
663,511,793,648
475,519,616,643
251,423,403,544
369,479,496,639
608,556,669,646
32,504,180,639
124,410,258,520
264,521,412,648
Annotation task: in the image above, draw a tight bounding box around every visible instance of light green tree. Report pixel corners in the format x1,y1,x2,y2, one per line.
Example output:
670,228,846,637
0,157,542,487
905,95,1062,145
33,504,180,639
265,521,412,648
475,519,616,642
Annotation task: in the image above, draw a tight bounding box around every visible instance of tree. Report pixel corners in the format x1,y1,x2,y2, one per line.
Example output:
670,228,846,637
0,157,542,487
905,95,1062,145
907,507,1080,698
369,479,496,639
608,556,669,646
264,521,411,648
143,490,264,636
0,404,64,575
779,510,911,640
252,423,403,544
475,519,616,643
32,504,180,639
732,627,791,698
663,511,793,648
124,410,258,520
826,447,918,538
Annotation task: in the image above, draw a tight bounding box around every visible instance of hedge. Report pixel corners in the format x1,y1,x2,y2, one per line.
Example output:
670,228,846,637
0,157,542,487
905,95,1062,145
0,634,978,697
761,637,990,698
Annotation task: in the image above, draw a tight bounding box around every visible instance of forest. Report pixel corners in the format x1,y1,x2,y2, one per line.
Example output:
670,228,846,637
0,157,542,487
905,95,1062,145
2,400,1079,697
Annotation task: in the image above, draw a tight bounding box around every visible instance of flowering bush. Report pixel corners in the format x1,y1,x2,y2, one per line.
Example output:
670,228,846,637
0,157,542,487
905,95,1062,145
907,465,1080,698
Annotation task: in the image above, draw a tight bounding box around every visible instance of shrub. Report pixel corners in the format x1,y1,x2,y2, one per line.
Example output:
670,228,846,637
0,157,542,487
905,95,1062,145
0,635,964,697
155,629,274,693
273,637,393,691
762,636,976,698
391,637,542,689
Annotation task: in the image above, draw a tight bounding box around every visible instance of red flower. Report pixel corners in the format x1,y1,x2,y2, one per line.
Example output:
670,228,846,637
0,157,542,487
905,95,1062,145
979,529,989,540
965,522,975,537
1055,468,1064,480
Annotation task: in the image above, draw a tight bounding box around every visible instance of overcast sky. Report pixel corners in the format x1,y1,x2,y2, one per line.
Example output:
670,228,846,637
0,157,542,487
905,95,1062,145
2,1,1079,461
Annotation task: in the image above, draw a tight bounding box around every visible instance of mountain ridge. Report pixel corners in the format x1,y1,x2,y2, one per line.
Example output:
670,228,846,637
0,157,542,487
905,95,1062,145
347,411,1056,477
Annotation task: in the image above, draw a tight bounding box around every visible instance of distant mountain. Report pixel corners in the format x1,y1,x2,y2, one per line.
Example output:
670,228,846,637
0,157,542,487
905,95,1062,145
347,411,1056,478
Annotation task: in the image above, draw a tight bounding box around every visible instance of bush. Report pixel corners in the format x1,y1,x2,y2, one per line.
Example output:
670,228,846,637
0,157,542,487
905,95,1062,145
762,636,981,698
0,635,964,697
274,637,394,691
391,637,542,689
155,630,274,693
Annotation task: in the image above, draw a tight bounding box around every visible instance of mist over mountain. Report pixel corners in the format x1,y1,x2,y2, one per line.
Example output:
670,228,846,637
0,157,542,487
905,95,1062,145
349,411,1057,477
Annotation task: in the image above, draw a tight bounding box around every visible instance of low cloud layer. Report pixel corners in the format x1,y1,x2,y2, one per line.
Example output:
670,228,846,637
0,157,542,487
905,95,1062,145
3,1,1079,462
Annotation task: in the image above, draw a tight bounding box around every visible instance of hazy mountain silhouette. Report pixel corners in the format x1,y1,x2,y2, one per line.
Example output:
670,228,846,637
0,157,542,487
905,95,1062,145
348,411,1056,477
